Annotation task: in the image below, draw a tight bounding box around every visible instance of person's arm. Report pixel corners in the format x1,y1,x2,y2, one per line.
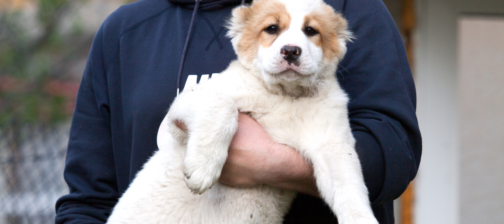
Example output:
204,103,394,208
337,0,421,206
175,113,319,196
55,22,118,224
218,113,319,197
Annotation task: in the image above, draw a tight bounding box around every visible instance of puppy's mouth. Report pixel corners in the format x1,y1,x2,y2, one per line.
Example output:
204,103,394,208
277,61,312,76
274,68,305,79
264,58,316,79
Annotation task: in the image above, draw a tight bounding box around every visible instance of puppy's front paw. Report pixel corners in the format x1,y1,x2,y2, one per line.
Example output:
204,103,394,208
182,154,223,194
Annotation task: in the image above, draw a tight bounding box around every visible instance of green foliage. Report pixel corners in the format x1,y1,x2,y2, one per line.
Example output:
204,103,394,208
0,0,91,126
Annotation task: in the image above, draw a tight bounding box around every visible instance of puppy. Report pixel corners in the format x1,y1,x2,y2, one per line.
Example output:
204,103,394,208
107,0,378,223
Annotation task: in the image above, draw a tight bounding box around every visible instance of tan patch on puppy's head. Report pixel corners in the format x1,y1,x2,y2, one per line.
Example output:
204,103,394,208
227,0,291,64
304,5,351,61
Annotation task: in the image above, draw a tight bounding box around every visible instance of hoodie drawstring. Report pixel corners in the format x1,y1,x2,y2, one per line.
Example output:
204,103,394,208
176,0,248,95
177,0,202,95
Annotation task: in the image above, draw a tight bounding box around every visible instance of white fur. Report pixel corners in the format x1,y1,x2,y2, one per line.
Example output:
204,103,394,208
107,0,378,223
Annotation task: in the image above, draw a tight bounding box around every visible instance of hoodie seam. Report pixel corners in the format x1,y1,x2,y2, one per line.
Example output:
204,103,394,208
105,6,171,74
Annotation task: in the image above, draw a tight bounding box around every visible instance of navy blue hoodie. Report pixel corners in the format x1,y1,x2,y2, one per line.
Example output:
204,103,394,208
55,0,421,223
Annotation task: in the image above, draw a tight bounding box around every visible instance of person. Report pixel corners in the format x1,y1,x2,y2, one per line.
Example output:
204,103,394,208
55,0,422,223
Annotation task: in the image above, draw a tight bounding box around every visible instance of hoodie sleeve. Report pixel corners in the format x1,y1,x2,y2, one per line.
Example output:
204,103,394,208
338,0,422,206
55,21,119,224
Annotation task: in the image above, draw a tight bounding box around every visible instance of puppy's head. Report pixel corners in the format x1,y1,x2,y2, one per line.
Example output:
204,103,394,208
227,0,352,97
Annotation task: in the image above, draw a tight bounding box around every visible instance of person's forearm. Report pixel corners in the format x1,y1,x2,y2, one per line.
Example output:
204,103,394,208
260,142,319,197
179,113,320,196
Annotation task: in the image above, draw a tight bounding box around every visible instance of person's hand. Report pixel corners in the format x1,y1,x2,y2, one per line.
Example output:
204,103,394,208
217,112,275,187
219,113,319,196
174,113,319,196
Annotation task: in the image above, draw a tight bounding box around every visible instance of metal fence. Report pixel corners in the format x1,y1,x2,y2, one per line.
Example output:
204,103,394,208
0,124,69,224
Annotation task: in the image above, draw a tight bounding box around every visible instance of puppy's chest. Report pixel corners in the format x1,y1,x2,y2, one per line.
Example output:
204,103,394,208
234,93,301,119
234,94,329,148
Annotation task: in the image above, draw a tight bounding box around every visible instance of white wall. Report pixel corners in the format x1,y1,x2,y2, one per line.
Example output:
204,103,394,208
414,0,504,224
458,16,504,224
414,0,459,223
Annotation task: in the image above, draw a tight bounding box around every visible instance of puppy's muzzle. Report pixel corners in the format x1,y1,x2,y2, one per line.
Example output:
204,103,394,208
281,45,302,66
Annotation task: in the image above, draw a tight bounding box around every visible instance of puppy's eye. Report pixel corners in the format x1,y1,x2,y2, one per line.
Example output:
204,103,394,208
264,25,279,34
304,26,319,36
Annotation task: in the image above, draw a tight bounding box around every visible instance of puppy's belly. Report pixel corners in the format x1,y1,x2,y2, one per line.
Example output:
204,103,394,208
108,136,295,224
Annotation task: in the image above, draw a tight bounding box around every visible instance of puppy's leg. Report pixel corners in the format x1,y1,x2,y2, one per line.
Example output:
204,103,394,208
308,138,378,224
167,89,238,194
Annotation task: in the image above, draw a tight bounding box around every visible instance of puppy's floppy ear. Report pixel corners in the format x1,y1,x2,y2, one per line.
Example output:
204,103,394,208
333,13,354,60
334,14,353,42
226,5,253,39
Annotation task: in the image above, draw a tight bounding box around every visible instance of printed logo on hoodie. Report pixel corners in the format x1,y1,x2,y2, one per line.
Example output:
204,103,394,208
184,73,220,90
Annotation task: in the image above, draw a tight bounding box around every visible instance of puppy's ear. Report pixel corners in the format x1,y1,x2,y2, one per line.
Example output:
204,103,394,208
226,5,253,39
333,14,353,43
333,13,354,60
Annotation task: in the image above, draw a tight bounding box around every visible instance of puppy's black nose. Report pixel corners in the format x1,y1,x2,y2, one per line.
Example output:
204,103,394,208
281,45,302,65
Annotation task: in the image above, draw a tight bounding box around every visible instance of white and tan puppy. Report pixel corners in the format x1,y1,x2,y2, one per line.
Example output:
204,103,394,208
107,0,378,223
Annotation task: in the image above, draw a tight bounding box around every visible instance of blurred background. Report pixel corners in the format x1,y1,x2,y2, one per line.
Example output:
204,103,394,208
0,0,502,224
0,0,128,223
